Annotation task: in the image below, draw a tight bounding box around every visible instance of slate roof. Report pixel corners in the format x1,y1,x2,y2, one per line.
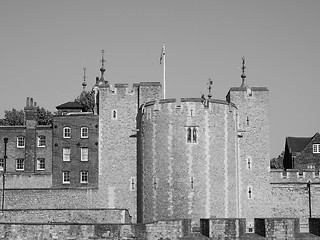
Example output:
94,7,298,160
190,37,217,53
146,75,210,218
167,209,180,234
56,102,83,110
286,136,314,153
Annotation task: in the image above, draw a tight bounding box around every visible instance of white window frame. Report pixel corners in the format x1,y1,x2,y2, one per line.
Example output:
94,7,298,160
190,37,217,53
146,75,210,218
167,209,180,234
37,158,45,170
308,164,316,169
17,136,25,148
63,148,71,161
81,148,88,161
37,135,46,147
81,127,88,138
16,158,24,171
63,171,70,184
80,171,88,183
63,127,71,138
313,144,320,153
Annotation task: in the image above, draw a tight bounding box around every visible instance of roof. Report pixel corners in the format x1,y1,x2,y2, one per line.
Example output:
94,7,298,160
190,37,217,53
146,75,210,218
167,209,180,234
56,102,83,110
286,136,313,153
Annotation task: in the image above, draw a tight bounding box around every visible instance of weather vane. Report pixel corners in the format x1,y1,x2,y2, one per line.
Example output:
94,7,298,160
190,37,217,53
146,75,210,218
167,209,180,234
100,50,106,68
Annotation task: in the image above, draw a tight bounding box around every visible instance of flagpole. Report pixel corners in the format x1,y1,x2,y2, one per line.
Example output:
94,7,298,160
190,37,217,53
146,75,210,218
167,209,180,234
163,45,166,99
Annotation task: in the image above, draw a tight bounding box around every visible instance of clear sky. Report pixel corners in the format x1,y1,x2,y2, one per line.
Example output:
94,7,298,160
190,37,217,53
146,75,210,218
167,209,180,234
0,0,319,158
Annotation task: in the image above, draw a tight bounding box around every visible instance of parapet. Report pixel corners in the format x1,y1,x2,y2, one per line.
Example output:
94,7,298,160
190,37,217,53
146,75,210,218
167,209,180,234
270,169,320,183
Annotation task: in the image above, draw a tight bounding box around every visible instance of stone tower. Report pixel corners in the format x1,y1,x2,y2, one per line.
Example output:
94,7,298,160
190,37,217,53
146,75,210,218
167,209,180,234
226,58,271,229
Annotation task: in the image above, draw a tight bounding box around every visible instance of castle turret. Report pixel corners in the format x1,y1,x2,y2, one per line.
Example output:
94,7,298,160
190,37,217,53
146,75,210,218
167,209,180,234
226,58,271,231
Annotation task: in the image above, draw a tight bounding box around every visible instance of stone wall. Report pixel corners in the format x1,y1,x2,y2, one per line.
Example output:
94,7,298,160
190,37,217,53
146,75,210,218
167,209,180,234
0,209,130,223
0,219,190,240
254,218,300,239
140,98,238,224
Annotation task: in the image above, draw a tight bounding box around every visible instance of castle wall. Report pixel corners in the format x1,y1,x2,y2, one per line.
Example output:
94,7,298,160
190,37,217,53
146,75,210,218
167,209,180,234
140,98,238,224
226,87,271,227
98,83,139,222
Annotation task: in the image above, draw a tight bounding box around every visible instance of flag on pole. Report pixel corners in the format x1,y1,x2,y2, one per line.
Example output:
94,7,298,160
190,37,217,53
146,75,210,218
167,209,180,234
160,43,165,64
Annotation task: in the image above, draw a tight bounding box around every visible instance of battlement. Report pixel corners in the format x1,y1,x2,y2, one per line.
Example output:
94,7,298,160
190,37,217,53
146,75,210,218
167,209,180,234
144,98,236,108
270,169,320,183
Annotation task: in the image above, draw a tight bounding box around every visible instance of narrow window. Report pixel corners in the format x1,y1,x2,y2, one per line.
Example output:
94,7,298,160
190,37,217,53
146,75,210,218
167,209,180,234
63,127,71,138
37,158,45,170
16,158,24,171
63,171,70,184
81,127,88,138
0,158,4,171
80,171,88,183
190,177,194,189
247,157,252,170
38,135,46,147
153,178,157,190
130,177,136,190
81,148,88,161
308,164,315,169
248,186,252,199
111,110,117,119
17,136,25,148
186,127,198,143
246,116,249,126
63,148,71,161
192,128,197,143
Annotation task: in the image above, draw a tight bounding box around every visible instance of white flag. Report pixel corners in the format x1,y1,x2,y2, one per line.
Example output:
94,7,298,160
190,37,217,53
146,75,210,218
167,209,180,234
160,43,165,64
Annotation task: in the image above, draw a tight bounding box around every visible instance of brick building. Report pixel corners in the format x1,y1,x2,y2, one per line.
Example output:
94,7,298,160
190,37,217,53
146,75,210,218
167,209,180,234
52,102,98,188
283,133,320,171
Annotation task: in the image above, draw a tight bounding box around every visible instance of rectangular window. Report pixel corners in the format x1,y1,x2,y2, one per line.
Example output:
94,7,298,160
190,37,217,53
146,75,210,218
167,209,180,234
81,148,88,161
37,136,46,147
63,148,71,161
186,127,197,143
308,164,316,169
63,127,71,138
81,127,88,138
130,177,136,191
80,171,88,183
63,171,70,184
0,158,4,171
17,136,25,148
16,158,24,171
37,158,45,170
313,144,320,153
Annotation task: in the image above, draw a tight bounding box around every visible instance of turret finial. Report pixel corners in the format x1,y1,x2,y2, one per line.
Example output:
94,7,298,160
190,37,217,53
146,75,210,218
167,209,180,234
82,67,87,91
241,57,246,87
99,50,107,84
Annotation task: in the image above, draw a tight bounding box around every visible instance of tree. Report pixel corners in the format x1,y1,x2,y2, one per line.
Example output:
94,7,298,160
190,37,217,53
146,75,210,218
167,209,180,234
75,90,95,113
270,151,284,169
0,107,53,126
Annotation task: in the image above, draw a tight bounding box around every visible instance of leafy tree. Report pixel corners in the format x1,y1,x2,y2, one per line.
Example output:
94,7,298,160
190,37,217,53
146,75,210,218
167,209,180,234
37,107,53,125
0,107,53,126
270,151,284,169
75,90,95,113
2,108,24,126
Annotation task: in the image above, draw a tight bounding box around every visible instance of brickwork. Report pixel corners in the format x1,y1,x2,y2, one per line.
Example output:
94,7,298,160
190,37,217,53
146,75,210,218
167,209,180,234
226,87,271,227
52,114,98,188
139,98,238,225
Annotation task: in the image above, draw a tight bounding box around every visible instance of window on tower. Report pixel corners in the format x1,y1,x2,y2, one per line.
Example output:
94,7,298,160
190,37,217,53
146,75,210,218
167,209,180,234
186,127,198,143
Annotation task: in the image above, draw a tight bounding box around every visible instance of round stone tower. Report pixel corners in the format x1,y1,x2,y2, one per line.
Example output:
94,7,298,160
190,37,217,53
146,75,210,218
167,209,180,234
138,98,239,224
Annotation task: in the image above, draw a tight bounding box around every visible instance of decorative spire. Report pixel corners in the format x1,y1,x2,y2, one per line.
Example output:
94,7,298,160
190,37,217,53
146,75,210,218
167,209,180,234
99,50,107,84
241,57,247,87
207,78,213,99
82,67,87,91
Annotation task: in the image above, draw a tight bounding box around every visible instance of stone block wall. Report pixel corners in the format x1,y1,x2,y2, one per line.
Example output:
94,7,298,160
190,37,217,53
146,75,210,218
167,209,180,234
255,218,300,239
200,218,246,239
0,209,130,224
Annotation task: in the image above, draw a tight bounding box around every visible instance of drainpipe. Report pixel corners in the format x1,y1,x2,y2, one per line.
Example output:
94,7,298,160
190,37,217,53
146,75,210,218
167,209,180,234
2,137,8,210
